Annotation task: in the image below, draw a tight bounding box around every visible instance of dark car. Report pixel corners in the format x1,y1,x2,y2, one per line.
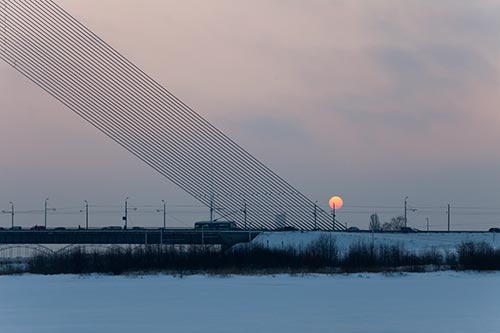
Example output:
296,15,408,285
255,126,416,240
400,227,418,233
54,227,66,231
31,225,46,230
346,227,360,232
194,221,238,230
102,226,122,230
489,227,500,233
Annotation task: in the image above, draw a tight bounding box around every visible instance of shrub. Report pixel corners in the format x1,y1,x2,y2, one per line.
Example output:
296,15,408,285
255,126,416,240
457,242,500,270
22,240,500,275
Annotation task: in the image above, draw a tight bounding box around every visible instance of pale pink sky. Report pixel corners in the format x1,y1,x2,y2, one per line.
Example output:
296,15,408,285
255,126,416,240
1,0,500,229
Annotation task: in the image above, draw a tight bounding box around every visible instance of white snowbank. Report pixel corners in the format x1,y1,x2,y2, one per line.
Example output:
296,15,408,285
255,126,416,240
0,272,499,332
252,231,500,254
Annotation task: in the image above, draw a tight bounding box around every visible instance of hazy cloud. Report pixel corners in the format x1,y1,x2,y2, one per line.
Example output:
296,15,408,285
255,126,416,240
1,0,500,228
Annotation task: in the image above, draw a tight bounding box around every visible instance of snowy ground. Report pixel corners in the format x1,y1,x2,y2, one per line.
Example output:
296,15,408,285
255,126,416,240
252,231,500,255
1,272,499,333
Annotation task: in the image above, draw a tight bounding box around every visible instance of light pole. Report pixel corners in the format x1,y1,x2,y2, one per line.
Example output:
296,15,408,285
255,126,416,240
84,200,89,229
332,202,336,230
209,196,214,223
404,196,408,228
123,197,129,229
313,201,318,230
243,200,248,229
162,200,166,229
447,204,451,232
9,201,14,228
44,198,49,228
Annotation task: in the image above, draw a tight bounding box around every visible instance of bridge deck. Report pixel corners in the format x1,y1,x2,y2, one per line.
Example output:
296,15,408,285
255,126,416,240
0,229,260,248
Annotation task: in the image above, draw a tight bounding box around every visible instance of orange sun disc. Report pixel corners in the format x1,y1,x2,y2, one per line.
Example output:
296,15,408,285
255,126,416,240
329,196,344,210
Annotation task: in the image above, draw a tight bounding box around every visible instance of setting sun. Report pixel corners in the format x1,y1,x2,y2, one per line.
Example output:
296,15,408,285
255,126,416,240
329,196,344,210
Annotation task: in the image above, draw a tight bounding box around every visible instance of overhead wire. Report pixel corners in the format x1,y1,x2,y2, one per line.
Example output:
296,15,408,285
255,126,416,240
25,0,328,229
2,2,328,230
3,1,344,229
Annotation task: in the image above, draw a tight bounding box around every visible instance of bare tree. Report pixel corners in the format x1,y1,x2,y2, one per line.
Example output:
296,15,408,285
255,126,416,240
382,216,405,231
369,214,381,231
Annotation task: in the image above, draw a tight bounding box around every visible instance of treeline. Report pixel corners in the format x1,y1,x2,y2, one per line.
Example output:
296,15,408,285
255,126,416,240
22,236,500,275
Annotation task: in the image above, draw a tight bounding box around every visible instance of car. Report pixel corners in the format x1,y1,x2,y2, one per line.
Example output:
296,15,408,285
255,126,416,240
194,221,238,230
31,225,46,230
0,227,5,230
346,227,360,232
400,227,419,233
102,226,122,230
131,226,144,230
489,227,500,233
10,226,22,230
54,227,66,230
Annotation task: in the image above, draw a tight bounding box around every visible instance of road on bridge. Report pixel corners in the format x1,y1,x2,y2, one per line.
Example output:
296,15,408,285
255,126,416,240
0,229,261,249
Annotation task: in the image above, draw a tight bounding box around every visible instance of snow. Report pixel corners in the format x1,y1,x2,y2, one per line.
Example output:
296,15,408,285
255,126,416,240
1,272,500,332
252,231,500,255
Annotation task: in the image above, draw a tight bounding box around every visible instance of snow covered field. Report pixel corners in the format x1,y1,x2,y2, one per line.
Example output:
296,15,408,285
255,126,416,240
1,272,499,333
253,231,500,255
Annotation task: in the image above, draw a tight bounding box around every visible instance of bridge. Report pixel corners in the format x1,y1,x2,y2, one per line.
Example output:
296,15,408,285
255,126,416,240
0,0,344,231
0,229,260,250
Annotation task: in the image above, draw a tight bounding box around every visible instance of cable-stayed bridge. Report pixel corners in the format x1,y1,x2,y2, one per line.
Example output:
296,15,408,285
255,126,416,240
0,229,261,256
0,0,344,231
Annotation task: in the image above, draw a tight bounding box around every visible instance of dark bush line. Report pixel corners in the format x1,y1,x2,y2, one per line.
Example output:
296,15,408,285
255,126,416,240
457,241,500,270
341,243,445,273
28,245,328,275
24,238,500,275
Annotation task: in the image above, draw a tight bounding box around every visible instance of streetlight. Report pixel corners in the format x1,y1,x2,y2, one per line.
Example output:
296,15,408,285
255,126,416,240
44,198,49,227
9,201,14,228
209,196,214,223
123,197,129,229
2,202,15,228
332,202,336,230
84,200,89,229
313,201,318,230
156,201,167,229
161,200,166,229
404,196,408,228
243,200,248,230
44,198,56,228
403,196,417,228
329,196,344,231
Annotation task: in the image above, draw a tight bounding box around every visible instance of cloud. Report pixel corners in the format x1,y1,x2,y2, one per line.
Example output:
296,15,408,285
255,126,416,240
2,0,500,228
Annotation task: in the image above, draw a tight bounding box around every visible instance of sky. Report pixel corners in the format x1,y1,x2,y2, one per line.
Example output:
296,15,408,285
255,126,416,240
1,0,500,230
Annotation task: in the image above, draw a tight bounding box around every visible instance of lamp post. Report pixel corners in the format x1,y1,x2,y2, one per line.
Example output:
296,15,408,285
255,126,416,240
447,204,451,232
162,200,166,229
243,200,248,229
43,198,56,228
404,196,408,228
44,198,49,228
9,201,14,228
84,200,89,229
332,202,336,230
123,197,129,229
209,196,214,223
313,201,318,230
